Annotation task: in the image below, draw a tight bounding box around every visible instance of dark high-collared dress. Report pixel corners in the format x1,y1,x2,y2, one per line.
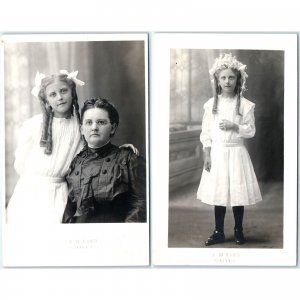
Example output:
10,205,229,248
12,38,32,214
62,143,146,223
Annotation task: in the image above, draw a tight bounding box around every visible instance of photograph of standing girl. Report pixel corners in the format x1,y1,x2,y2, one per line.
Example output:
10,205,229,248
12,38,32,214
6,70,85,224
197,53,262,246
168,49,284,249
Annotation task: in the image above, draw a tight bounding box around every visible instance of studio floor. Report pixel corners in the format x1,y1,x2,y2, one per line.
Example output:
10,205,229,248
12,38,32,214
168,181,283,248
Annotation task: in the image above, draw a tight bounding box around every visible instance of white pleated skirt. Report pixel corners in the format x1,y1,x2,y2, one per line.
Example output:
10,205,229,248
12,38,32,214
6,175,68,225
197,142,262,206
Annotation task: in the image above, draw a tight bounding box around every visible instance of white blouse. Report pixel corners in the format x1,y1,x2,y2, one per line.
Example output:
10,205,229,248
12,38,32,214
14,114,83,178
7,114,84,224
200,96,256,149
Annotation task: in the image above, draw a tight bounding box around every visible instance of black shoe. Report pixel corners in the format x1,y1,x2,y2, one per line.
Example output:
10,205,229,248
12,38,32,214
234,229,245,245
205,230,225,246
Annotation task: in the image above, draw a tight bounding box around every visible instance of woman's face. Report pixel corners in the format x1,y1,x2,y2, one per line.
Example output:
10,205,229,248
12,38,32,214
45,80,73,118
217,68,237,96
81,107,117,148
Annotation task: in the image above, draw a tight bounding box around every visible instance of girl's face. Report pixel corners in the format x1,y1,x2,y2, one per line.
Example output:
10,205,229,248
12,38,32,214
45,80,73,118
217,68,237,96
81,108,117,148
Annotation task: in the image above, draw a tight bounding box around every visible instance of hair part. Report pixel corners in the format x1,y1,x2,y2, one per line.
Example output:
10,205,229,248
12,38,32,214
212,68,242,116
38,74,81,155
81,98,119,143
81,97,119,127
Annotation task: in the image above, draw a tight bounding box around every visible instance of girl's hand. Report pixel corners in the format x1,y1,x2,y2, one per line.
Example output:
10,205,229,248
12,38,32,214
219,119,239,132
120,144,139,155
204,152,211,172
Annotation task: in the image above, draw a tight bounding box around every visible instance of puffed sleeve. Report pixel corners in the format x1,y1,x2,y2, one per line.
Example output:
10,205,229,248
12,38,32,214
14,115,42,174
237,105,256,139
125,153,147,223
200,101,213,149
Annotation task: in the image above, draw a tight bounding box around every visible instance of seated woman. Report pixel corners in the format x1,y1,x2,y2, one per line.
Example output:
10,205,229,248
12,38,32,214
62,98,146,223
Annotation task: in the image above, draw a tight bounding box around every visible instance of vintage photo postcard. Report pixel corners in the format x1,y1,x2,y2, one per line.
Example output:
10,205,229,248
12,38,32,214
151,33,297,266
1,33,149,266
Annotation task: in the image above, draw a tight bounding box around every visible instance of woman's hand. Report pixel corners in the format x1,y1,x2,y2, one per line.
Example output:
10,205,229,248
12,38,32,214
203,147,211,172
120,144,139,155
219,119,239,132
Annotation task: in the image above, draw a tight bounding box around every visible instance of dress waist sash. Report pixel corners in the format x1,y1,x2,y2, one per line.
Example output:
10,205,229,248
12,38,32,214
213,141,244,147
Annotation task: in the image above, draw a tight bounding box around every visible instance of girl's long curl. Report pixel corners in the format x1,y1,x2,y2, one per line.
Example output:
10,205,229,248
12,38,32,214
212,69,242,117
38,74,81,155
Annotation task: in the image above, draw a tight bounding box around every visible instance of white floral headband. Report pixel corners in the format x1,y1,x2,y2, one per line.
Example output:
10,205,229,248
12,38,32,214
209,53,248,93
31,70,85,98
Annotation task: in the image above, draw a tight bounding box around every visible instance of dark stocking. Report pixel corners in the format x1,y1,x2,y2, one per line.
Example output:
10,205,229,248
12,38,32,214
232,206,244,231
214,205,226,232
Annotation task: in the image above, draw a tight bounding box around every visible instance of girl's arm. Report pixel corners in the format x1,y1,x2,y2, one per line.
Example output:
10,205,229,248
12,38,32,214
203,147,211,172
236,107,256,138
200,107,212,149
200,105,213,172
219,107,256,138
14,117,40,174
219,119,239,132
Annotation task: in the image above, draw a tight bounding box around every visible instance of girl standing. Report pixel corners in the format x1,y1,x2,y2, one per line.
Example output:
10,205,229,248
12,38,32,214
6,70,85,224
197,53,262,246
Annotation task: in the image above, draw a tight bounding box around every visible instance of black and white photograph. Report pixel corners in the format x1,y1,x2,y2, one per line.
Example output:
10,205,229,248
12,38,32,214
1,2,300,300
152,33,297,266
2,34,149,266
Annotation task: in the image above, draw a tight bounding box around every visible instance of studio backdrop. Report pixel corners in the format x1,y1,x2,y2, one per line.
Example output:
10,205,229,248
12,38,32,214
5,40,146,204
169,49,283,191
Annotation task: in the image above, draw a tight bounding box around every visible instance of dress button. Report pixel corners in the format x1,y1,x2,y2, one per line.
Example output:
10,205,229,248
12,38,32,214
106,157,111,162
75,171,79,176
102,169,107,174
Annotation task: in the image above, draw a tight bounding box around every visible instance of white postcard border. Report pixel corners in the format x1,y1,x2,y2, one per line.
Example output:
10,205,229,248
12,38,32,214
151,33,297,266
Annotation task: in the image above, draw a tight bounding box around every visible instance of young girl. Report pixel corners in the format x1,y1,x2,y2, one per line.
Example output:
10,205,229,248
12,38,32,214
197,53,262,246
7,70,137,225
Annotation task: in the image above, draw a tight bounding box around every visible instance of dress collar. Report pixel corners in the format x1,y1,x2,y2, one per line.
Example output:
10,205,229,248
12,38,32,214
87,142,115,157
219,94,237,103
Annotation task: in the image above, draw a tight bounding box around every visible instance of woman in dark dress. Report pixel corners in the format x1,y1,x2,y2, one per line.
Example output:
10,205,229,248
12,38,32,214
62,98,146,223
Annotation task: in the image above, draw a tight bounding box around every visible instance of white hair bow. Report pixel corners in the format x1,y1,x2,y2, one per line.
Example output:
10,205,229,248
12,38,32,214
59,70,85,86
31,71,46,97
31,70,85,98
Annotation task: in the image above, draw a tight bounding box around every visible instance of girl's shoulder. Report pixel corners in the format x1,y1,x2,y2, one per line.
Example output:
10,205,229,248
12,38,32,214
203,97,215,110
20,114,43,131
240,97,255,115
22,114,43,125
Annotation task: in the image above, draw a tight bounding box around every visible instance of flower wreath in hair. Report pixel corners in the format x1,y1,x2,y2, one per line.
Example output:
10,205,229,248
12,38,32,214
31,70,85,98
209,53,248,94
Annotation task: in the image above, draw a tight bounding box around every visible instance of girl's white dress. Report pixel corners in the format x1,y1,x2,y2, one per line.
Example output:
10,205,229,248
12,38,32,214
6,114,83,224
197,96,262,206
